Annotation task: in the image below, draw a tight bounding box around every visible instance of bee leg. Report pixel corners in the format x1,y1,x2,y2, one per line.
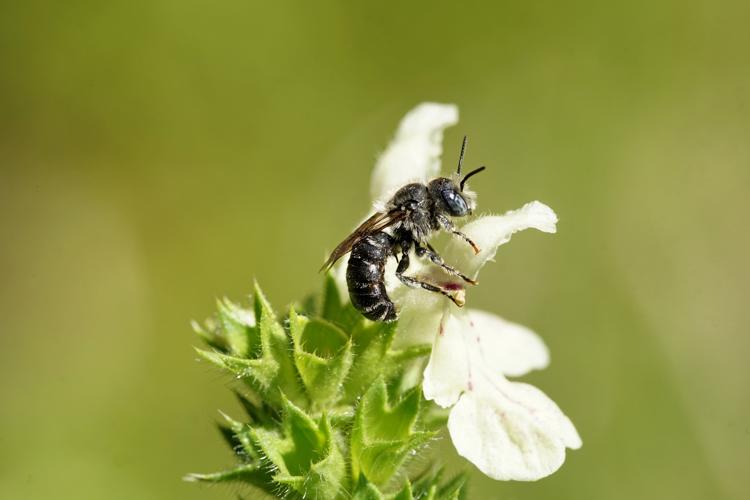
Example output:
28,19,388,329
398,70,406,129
391,245,401,264
415,242,478,285
395,246,465,307
436,214,481,254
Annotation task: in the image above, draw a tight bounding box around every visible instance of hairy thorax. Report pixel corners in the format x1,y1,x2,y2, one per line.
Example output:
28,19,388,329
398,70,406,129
387,183,437,242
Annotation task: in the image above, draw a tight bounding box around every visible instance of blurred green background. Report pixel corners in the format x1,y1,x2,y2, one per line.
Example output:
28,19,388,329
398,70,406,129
1,1,749,499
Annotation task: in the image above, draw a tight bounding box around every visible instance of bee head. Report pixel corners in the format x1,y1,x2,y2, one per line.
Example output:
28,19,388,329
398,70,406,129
430,136,486,217
429,177,478,217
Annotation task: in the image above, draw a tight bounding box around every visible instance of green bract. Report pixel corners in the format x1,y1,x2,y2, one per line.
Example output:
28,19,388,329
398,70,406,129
187,277,465,499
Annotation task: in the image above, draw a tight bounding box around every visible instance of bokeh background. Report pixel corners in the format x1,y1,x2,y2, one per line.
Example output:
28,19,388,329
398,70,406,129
2,1,749,499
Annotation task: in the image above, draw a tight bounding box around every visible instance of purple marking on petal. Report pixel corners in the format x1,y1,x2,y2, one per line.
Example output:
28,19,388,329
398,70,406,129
442,282,464,291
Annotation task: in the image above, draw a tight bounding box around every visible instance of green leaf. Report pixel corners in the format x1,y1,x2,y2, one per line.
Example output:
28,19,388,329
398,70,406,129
351,378,435,486
289,309,353,408
216,297,257,357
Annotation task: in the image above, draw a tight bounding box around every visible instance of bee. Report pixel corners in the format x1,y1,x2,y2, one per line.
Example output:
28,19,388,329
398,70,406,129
321,137,486,322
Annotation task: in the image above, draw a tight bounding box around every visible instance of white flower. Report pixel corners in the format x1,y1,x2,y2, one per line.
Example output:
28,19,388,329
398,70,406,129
335,102,581,481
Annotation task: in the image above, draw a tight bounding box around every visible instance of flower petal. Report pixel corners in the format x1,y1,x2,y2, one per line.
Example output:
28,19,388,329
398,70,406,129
467,309,549,378
390,285,443,348
370,102,458,204
443,201,558,278
448,376,581,481
422,310,470,408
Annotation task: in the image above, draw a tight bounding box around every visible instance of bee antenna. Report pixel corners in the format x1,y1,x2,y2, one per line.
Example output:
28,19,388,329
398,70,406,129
456,135,468,175
460,166,486,191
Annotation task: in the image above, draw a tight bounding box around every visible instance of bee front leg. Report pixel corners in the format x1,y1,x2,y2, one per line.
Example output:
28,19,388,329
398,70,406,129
415,242,477,285
436,214,481,254
395,244,465,307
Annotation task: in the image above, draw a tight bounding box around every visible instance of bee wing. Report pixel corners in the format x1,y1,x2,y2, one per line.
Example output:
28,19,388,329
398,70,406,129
319,210,405,272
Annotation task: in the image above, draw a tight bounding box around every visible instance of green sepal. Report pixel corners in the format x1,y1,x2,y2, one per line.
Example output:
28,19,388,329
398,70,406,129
344,321,431,402
352,475,385,500
252,283,305,405
275,419,346,500
217,424,243,459
191,297,259,357
233,390,277,426
194,284,304,406
289,308,353,408
349,465,466,500
216,297,259,357
187,410,274,493
217,411,263,463
410,468,468,500
392,481,414,500
436,473,468,500
183,463,266,486
190,279,470,499
191,319,224,351
418,399,450,432
351,378,435,486
251,395,346,500
194,348,280,401
343,322,396,399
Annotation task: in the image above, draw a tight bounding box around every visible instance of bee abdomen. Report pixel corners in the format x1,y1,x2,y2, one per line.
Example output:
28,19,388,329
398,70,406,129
346,232,397,322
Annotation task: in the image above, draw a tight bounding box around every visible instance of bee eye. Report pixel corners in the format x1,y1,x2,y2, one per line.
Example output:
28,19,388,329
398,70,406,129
442,189,469,216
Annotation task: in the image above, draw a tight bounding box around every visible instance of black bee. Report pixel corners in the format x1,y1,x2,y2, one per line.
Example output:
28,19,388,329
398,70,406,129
321,137,486,322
